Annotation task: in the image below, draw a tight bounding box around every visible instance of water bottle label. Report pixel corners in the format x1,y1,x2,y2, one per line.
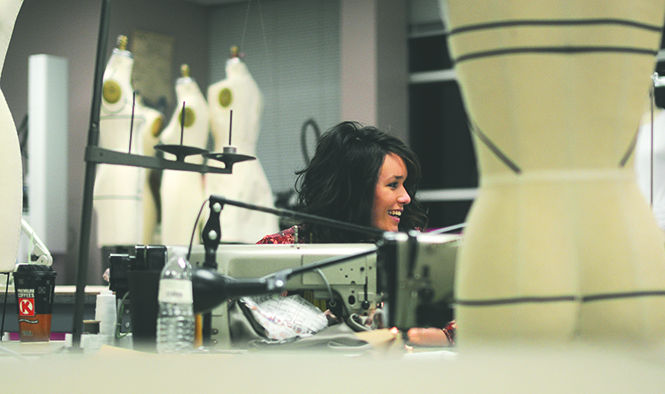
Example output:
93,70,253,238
158,279,193,304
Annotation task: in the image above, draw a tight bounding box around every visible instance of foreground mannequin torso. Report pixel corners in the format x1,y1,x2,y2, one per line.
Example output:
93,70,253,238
159,65,208,245
444,0,665,344
0,0,23,272
93,36,144,246
206,54,278,243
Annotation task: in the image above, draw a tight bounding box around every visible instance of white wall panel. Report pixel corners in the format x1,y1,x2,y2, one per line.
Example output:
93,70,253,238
27,54,68,253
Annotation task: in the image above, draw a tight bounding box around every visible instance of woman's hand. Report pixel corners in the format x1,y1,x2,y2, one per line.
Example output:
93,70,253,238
406,321,456,346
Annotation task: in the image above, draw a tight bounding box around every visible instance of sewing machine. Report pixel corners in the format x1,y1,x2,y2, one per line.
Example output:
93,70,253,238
184,229,461,345
378,231,461,329
110,231,461,348
182,243,378,347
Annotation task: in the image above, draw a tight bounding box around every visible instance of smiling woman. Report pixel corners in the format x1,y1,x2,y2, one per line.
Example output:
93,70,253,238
257,121,428,244
372,152,412,232
254,121,458,344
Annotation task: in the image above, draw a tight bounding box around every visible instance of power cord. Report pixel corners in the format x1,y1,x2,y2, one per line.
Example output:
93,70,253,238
300,118,321,165
313,268,333,303
429,222,466,234
115,291,131,339
187,198,209,261
346,313,371,332
313,268,346,318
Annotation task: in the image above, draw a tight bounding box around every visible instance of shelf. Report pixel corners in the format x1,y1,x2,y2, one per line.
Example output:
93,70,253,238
85,146,234,174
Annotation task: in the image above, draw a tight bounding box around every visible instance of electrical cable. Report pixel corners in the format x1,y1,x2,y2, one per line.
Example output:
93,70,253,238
17,114,28,159
187,198,209,261
115,291,131,339
429,222,466,235
312,268,345,318
239,0,252,53
300,118,321,165
346,313,371,332
314,268,333,303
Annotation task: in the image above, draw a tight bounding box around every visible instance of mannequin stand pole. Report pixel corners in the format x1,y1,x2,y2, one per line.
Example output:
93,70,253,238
1,273,9,340
72,0,110,349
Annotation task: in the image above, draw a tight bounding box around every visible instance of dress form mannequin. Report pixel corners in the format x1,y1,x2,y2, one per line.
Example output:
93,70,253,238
137,96,164,244
93,35,144,246
635,106,665,231
206,48,278,243
0,0,23,272
159,65,208,245
443,0,665,344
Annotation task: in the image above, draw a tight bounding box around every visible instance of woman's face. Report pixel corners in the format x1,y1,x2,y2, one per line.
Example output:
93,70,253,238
371,153,412,232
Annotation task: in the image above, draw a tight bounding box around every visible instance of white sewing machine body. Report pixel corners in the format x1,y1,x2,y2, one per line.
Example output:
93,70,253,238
183,243,378,347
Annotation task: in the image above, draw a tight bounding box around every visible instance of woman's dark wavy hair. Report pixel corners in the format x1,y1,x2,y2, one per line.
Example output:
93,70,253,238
295,121,427,243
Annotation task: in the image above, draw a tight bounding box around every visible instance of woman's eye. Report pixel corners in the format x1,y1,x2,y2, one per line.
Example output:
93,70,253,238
388,182,398,189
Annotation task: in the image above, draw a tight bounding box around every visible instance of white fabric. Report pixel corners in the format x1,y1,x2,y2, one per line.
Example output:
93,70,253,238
93,49,144,246
206,58,278,243
0,0,24,272
635,109,665,230
159,77,208,245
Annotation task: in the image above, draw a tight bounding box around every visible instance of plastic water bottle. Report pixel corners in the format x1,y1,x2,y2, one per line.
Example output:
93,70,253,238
156,250,195,353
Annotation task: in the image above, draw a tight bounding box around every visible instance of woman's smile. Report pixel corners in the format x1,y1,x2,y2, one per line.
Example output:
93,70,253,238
371,153,411,232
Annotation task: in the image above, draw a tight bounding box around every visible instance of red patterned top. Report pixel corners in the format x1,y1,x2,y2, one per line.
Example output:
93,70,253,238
256,226,299,244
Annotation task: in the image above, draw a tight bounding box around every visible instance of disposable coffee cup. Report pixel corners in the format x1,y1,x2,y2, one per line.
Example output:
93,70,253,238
13,264,56,342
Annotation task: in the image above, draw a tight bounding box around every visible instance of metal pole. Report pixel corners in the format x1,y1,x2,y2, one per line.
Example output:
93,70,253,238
1,273,9,340
72,0,111,348
208,194,385,238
